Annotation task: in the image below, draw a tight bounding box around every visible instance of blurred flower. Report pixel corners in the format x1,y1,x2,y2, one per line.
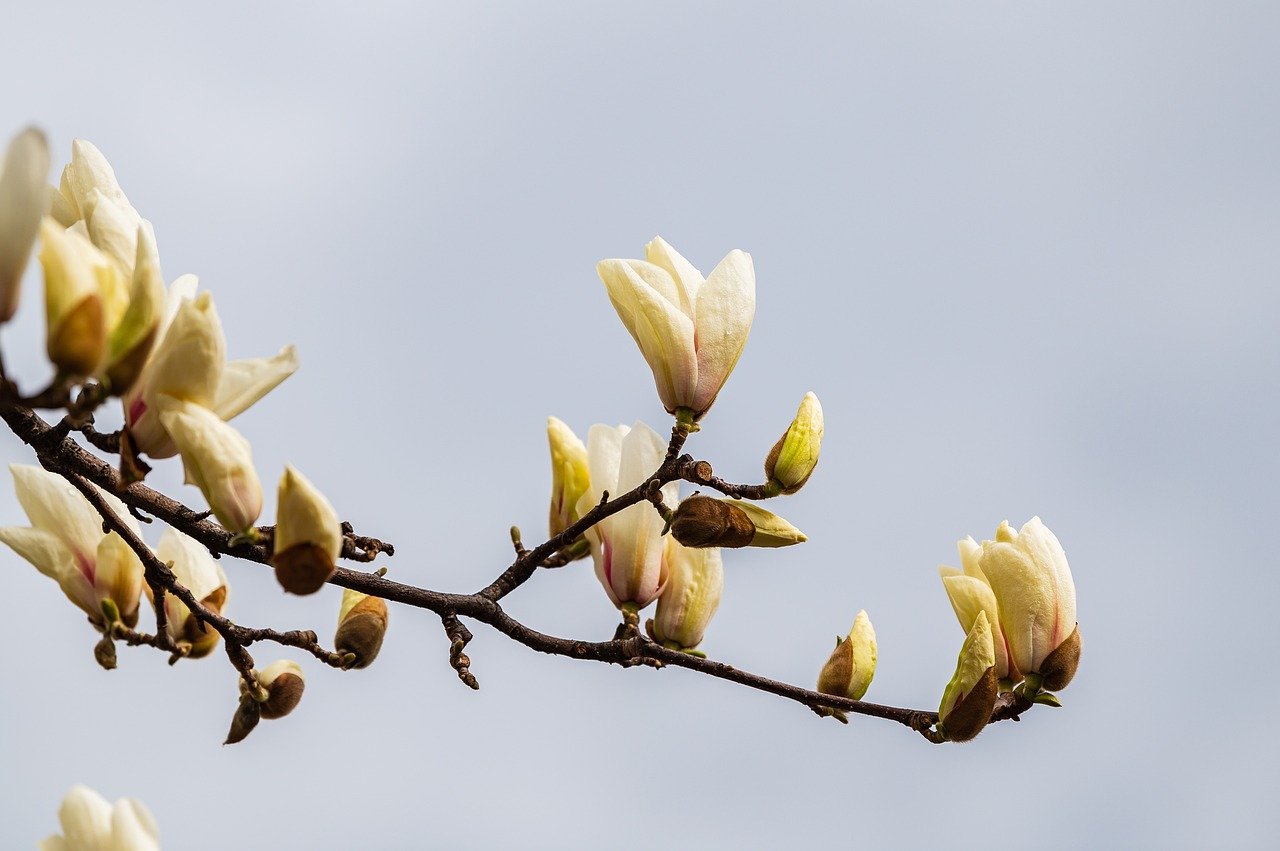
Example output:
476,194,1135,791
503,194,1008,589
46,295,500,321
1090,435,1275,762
152,527,229,659
937,610,999,742
575,421,678,609
271,465,342,595
817,610,877,701
335,587,389,669
157,397,262,534
547,416,590,538
650,539,723,652
39,784,159,851
978,517,1080,691
0,125,50,323
597,237,755,421
669,495,806,549
764,391,823,495
0,464,143,627
938,536,1017,683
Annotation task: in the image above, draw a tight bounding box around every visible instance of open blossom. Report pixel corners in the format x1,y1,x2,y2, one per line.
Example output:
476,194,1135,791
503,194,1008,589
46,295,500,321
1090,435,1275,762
153,528,229,658
40,784,159,851
651,539,723,651
123,279,297,459
0,126,50,323
0,465,143,627
597,237,755,421
575,421,678,609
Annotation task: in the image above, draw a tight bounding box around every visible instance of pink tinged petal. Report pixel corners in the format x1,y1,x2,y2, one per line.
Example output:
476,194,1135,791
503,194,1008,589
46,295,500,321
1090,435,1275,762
1018,516,1077,646
94,533,144,622
0,526,97,617
212,344,299,421
690,250,755,414
9,464,107,564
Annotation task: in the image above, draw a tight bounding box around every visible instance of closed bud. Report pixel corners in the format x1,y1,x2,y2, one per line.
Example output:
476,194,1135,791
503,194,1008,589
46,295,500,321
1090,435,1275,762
670,496,807,549
547,416,590,538
817,609,877,700
224,695,261,745
253,660,305,719
650,540,723,651
335,588,389,669
39,219,111,375
158,397,262,534
765,391,823,495
938,610,999,742
0,126,50,323
271,465,342,594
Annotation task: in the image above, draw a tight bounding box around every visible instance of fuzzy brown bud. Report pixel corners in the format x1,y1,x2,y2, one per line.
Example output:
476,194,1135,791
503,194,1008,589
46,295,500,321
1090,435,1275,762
224,696,261,745
669,495,755,548
1038,624,1081,692
939,666,999,742
335,591,389,669
272,543,336,595
255,660,305,720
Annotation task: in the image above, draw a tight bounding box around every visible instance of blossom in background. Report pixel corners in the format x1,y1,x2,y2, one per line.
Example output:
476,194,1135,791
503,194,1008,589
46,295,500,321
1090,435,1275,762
152,528,229,659
937,610,1000,742
575,422,679,609
0,126,50,323
764,391,824,495
546,416,590,538
978,517,1080,691
597,237,755,421
650,538,723,652
0,465,143,627
39,784,159,851
158,397,262,534
271,465,342,594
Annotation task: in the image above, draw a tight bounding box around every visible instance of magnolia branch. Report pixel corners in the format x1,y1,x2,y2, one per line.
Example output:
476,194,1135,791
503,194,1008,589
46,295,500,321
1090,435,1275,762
0,401,1038,741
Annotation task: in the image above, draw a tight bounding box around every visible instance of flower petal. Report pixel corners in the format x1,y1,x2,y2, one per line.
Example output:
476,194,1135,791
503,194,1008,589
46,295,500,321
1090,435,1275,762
0,126,50,321
691,249,755,413
212,344,299,421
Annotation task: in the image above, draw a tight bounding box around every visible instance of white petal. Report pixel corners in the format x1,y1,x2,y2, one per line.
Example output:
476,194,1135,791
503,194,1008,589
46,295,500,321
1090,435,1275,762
58,784,112,849
10,464,104,565
691,250,755,413
615,420,667,494
0,525,75,581
643,237,704,312
67,139,129,212
0,126,50,320
111,798,160,851
212,344,299,421
598,259,697,411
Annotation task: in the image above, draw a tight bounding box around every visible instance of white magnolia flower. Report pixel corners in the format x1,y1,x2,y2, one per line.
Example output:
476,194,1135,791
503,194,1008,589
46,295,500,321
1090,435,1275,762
0,125,50,323
39,784,159,851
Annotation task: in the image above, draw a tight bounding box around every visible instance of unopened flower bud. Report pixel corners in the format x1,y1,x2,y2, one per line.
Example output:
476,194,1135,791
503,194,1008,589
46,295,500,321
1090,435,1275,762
39,219,112,375
335,588,389,669
765,391,823,495
0,126,50,323
271,465,342,595
938,610,999,742
547,416,590,538
224,695,261,745
93,634,117,670
158,398,262,534
650,540,723,652
669,495,807,549
817,609,877,701
253,660,305,719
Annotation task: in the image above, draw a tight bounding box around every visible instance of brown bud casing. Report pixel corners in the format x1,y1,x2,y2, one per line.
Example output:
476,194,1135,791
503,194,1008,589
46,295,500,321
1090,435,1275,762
260,672,305,719
272,543,336,595
224,697,261,745
335,596,389,669
670,496,755,549
1038,623,1081,692
939,665,999,742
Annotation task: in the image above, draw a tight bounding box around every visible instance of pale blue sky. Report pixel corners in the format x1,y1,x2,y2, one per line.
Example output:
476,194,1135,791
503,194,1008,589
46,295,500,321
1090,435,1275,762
2,3,1278,848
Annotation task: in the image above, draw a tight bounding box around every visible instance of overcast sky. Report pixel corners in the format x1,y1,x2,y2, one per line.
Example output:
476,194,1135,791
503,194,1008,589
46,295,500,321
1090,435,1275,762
2,3,1278,848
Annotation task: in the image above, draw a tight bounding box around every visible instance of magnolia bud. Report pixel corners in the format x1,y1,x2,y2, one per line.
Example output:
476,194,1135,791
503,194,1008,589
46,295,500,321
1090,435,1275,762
938,610,999,742
39,219,111,375
670,495,807,549
817,609,877,701
335,588,389,669
158,398,262,534
1039,624,1081,692
650,540,723,652
271,465,342,594
765,391,823,495
0,126,50,323
547,416,590,538
224,695,261,745
254,660,305,719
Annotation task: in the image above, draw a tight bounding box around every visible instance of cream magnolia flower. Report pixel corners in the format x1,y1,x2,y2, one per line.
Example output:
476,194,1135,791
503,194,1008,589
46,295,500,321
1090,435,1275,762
123,279,297,458
39,218,122,376
575,422,679,609
39,784,160,851
0,126,50,323
937,609,999,742
978,517,1080,690
271,465,342,594
651,539,723,651
0,465,144,627
938,536,1017,682
153,528,229,658
597,237,755,420
547,416,590,538
816,609,878,702
158,397,263,534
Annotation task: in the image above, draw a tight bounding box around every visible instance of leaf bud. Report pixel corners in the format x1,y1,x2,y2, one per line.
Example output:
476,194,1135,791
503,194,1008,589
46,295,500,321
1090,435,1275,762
335,588,389,669
764,391,823,495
